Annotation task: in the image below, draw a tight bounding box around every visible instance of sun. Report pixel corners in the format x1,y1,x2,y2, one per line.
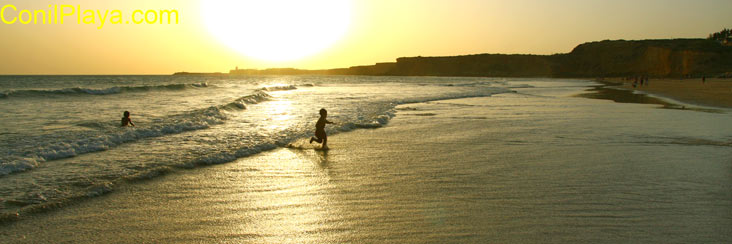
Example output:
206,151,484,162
202,0,353,62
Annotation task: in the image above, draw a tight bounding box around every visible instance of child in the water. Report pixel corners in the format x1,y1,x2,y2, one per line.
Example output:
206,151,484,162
310,108,333,149
121,111,135,127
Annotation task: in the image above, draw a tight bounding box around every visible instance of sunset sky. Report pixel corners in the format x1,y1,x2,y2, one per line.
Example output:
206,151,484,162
0,0,730,74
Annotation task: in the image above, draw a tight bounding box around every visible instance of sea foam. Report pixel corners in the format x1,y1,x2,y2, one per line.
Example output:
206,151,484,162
0,90,271,177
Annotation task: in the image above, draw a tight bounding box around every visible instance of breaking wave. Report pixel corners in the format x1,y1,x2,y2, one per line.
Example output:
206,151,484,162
0,82,209,98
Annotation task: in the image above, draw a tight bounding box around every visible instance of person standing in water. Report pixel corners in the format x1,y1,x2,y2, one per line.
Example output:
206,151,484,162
121,111,135,127
310,108,333,149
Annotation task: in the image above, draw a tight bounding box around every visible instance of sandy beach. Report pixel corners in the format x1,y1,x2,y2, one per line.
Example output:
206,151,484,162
2,83,731,243
2,0,731,242
601,78,732,108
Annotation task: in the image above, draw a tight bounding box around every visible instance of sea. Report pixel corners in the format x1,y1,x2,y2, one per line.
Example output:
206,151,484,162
0,75,730,242
0,75,519,217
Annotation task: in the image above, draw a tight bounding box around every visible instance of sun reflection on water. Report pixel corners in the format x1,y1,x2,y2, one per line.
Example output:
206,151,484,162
262,99,297,131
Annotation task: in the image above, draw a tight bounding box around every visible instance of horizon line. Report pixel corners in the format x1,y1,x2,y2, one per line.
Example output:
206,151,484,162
1,37,723,76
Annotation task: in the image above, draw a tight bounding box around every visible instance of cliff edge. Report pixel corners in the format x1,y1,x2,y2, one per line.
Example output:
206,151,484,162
218,39,732,78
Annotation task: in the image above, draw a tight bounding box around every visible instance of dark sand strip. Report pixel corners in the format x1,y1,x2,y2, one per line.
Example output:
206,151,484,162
598,78,732,109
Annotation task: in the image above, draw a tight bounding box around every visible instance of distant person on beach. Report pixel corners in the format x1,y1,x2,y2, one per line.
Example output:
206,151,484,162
310,108,333,149
121,111,135,127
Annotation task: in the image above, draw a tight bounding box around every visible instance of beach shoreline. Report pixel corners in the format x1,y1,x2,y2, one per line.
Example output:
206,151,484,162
2,86,731,243
595,77,732,109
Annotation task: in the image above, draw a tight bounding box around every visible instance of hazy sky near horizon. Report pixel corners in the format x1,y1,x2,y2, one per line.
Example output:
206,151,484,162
0,0,730,74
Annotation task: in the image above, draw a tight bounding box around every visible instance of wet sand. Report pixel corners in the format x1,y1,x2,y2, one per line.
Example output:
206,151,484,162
600,78,732,108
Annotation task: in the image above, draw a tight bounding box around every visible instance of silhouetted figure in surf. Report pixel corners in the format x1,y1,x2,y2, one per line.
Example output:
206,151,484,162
121,111,135,127
310,108,333,149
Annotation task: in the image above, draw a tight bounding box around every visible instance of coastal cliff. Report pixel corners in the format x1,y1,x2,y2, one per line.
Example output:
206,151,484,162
556,39,732,77
388,54,554,77
214,39,732,78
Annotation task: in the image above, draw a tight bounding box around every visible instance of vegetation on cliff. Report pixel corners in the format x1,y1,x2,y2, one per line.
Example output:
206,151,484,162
707,28,731,43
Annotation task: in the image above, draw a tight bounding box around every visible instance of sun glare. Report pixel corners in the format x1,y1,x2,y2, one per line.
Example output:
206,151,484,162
202,0,353,62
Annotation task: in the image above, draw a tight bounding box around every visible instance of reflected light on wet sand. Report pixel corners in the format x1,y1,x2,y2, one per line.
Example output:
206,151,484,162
233,149,341,243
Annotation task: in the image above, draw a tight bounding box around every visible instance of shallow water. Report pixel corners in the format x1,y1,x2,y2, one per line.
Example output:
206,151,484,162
1,76,730,243
0,75,516,219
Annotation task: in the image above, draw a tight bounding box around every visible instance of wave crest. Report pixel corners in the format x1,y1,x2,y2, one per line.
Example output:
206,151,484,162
0,82,209,98
0,98,234,177
257,84,297,92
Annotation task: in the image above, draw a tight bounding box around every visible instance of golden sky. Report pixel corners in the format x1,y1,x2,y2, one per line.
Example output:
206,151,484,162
0,0,730,74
